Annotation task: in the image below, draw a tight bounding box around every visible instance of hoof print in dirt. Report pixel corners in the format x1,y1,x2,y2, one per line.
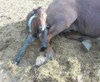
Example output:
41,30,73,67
35,55,47,67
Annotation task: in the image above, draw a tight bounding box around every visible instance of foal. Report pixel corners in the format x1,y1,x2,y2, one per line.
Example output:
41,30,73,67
15,7,47,64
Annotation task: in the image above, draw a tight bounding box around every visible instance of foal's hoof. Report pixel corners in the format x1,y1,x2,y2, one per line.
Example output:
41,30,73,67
40,47,47,51
14,60,20,65
81,40,92,52
45,50,55,60
35,55,47,67
14,61,18,65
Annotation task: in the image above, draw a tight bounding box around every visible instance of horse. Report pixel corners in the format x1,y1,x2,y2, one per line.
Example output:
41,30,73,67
15,7,47,65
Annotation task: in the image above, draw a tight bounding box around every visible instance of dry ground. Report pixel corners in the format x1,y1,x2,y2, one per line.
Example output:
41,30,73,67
0,0,100,82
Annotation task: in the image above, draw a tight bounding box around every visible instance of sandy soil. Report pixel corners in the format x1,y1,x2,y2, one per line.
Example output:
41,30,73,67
0,0,100,82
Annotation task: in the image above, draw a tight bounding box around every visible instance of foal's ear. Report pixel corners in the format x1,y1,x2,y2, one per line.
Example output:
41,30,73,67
33,7,42,12
33,9,37,13
37,7,42,9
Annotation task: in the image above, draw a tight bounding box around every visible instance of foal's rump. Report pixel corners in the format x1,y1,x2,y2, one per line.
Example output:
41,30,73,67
77,0,100,37
46,0,78,26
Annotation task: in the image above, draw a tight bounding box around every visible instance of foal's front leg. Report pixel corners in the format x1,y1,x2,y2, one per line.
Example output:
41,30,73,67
15,34,36,64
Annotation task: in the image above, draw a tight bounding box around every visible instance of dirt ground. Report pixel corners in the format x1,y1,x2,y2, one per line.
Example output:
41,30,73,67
0,0,100,82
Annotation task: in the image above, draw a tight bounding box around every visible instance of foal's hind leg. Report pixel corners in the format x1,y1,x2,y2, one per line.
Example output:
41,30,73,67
40,21,75,51
35,22,70,67
65,33,93,52
42,21,75,59
36,15,78,66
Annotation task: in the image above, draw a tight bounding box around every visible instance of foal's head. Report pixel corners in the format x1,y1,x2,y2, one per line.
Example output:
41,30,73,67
27,7,47,37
